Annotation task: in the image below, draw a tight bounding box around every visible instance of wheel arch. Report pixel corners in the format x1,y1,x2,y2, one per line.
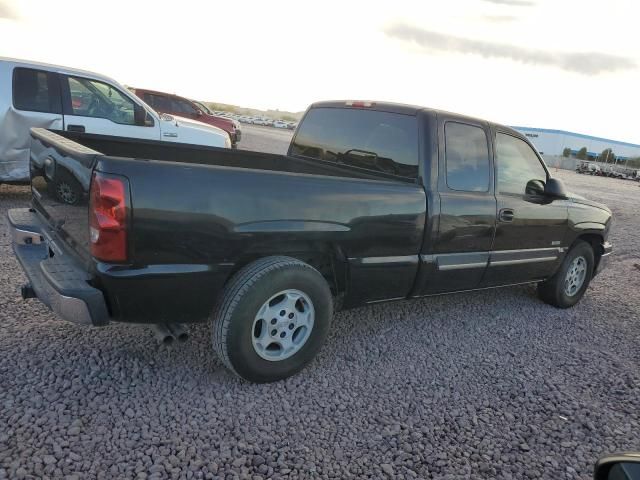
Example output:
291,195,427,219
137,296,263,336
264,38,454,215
225,243,348,299
572,231,605,275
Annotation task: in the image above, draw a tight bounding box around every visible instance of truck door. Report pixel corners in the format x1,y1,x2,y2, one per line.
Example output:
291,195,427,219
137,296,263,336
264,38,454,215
414,115,497,295
61,75,159,140
481,130,569,286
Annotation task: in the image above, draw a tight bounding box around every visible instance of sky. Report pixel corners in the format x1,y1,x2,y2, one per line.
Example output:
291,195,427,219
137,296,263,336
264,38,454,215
0,0,638,143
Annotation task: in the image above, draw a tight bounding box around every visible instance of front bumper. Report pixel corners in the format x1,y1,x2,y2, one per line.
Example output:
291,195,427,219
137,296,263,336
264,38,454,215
8,208,109,326
595,241,613,276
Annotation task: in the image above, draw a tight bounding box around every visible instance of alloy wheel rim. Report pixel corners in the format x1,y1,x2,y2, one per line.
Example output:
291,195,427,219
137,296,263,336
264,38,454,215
564,256,587,297
251,289,315,361
56,183,77,204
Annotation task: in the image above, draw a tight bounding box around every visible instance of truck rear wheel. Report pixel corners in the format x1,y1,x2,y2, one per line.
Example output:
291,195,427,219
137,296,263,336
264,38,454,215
211,256,333,382
537,240,594,308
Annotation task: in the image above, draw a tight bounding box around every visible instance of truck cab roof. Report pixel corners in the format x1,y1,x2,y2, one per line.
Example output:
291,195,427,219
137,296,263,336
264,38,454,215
0,56,120,86
310,100,523,139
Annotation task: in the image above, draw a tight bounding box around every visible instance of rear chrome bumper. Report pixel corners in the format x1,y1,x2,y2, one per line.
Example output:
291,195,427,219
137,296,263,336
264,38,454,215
595,241,613,276
8,208,109,326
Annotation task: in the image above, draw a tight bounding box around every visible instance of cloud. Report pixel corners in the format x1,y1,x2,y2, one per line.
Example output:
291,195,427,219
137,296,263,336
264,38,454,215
483,15,518,22
384,23,636,75
0,1,18,19
481,0,535,6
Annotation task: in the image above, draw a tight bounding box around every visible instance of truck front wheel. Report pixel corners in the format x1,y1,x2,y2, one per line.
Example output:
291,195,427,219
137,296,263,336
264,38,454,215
211,256,333,382
537,240,595,308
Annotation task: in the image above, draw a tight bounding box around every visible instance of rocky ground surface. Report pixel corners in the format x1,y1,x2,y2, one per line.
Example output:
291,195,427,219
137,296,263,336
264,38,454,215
0,134,639,479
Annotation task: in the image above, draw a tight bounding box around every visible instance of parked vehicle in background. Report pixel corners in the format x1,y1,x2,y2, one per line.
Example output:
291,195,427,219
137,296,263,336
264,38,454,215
0,58,229,183
192,100,242,143
273,120,288,129
9,100,612,382
131,88,240,148
588,163,601,175
576,161,590,174
576,160,638,180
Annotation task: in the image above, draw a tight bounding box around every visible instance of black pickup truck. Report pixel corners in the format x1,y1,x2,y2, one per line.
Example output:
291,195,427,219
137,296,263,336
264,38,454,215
9,101,612,382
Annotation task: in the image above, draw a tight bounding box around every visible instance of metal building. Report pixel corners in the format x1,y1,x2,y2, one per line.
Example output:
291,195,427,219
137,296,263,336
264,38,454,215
512,127,640,162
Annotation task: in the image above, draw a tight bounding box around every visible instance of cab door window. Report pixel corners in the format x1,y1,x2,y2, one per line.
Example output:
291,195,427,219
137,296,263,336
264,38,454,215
66,76,136,125
495,133,548,196
444,122,491,192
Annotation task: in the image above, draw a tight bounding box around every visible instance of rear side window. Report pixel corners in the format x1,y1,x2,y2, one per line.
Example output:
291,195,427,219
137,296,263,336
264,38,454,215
444,122,490,192
290,107,419,178
13,68,62,114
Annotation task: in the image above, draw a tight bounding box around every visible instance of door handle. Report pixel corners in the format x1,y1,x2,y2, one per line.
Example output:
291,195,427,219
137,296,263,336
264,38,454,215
499,208,515,222
67,124,85,133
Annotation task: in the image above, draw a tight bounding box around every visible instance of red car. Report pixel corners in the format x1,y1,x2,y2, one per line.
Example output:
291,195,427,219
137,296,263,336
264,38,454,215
131,88,241,148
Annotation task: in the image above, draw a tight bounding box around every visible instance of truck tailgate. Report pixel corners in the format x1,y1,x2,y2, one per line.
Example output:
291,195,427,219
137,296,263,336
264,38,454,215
29,128,102,265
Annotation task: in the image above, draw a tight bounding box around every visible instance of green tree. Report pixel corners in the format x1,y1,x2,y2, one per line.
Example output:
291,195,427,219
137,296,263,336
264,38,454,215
576,147,588,160
598,148,615,163
562,147,571,157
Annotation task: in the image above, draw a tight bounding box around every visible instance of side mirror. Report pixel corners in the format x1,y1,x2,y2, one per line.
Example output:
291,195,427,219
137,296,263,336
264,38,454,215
525,179,545,196
544,177,568,199
134,104,147,126
595,454,640,480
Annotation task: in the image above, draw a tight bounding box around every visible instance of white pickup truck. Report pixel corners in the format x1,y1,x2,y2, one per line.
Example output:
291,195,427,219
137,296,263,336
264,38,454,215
0,57,230,183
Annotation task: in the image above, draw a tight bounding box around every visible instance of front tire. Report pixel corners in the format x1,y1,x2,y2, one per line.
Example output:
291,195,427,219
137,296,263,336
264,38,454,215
538,240,594,308
211,256,333,383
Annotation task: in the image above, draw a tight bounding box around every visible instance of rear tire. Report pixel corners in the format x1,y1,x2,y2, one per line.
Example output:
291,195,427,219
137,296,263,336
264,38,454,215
211,256,333,383
537,240,594,308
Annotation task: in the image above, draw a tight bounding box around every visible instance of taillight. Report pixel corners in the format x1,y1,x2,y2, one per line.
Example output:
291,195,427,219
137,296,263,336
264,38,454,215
89,172,129,262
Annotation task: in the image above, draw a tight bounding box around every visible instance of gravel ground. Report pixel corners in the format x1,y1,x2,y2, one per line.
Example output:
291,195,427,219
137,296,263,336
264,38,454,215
238,125,293,155
1,149,639,479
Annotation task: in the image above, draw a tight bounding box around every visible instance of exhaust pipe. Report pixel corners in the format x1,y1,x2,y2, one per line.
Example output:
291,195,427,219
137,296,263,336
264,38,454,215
21,284,36,299
150,324,175,345
167,323,189,342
